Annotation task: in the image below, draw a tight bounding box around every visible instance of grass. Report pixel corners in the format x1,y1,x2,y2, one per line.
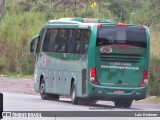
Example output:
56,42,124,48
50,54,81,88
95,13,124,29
0,11,47,74
148,29,160,96
1,72,33,78
139,96,160,104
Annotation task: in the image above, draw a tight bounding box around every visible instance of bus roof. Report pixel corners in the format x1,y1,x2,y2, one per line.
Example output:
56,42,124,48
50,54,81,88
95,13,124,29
43,18,147,30
59,18,110,23
45,18,110,25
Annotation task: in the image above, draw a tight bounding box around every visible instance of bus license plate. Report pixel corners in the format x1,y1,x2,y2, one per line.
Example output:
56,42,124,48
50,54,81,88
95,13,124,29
114,90,124,94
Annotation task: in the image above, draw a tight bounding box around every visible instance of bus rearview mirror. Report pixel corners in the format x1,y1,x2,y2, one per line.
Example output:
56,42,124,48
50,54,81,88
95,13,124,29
30,43,35,53
30,35,40,53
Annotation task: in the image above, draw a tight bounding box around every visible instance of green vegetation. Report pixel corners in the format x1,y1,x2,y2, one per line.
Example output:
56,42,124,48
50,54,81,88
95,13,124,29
2,72,33,78
140,96,160,104
0,0,159,96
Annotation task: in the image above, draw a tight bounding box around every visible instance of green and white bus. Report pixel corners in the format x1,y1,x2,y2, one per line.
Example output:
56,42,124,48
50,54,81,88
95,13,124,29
30,18,150,108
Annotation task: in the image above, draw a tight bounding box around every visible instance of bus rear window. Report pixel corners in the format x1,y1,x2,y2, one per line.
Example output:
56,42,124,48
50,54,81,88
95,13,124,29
97,26,147,48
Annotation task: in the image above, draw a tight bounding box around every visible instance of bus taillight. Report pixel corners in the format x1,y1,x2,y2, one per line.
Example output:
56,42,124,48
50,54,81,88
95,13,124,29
98,24,103,28
117,23,127,27
139,70,148,87
141,25,146,29
90,67,100,86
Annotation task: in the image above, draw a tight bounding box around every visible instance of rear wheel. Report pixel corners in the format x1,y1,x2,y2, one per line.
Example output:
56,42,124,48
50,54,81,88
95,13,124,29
79,99,97,105
71,83,79,104
122,100,133,108
114,100,133,108
40,78,59,100
114,100,123,108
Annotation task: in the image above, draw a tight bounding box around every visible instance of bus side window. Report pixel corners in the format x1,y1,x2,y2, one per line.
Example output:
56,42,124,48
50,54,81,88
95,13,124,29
67,29,76,53
75,29,81,54
53,29,61,52
84,30,90,52
42,28,52,52
48,29,59,52
54,29,62,52
36,29,45,53
78,29,90,54
58,29,67,53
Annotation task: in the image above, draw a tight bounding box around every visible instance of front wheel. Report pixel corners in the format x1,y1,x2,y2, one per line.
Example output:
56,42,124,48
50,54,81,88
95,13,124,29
71,83,79,104
40,78,47,99
40,78,59,100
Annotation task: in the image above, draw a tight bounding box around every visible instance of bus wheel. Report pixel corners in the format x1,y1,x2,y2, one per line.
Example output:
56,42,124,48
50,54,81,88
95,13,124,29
71,83,79,104
122,100,133,108
40,78,59,100
90,100,98,104
79,99,97,105
47,94,59,100
40,78,47,99
114,100,123,108
114,100,133,108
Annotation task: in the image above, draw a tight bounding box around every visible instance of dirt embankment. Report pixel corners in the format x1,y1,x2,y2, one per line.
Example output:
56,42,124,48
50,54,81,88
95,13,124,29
0,76,38,95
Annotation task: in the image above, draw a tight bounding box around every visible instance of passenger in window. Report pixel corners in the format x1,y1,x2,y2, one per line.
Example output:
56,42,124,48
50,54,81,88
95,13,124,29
84,30,90,52
75,30,81,53
49,29,58,52
59,30,67,53
52,29,60,52
79,34,85,54
67,30,76,53
79,30,90,54
108,36,114,43
76,30,82,54
43,29,51,52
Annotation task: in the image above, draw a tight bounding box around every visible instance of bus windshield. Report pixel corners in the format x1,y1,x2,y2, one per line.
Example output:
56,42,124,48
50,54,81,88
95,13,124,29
97,26,147,48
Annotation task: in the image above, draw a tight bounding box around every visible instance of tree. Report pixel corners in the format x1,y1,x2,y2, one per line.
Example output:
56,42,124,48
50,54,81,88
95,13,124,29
107,0,131,22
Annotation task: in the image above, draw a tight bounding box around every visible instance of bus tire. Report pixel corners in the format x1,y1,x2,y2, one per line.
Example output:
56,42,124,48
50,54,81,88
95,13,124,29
90,100,98,104
79,99,97,105
40,78,59,100
114,100,123,108
39,78,48,100
114,100,132,108
71,83,79,105
46,94,59,100
40,78,47,100
122,100,133,108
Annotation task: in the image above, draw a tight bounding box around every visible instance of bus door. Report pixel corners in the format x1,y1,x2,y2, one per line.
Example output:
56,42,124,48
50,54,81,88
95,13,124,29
35,29,46,68
95,25,148,88
30,29,46,91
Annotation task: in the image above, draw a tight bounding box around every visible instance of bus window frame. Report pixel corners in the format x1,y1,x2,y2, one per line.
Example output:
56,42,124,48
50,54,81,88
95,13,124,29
35,28,46,53
41,27,91,54
76,29,91,54
96,26,147,48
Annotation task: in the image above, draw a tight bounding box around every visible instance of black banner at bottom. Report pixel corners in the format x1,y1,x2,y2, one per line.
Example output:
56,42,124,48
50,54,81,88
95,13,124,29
2,111,160,118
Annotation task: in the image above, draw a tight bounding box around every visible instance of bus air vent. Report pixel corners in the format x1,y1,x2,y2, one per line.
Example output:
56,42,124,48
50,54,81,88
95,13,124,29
100,53,142,63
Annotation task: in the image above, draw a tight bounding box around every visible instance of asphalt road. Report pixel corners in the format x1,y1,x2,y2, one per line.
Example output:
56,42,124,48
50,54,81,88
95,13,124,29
2,92,160,120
